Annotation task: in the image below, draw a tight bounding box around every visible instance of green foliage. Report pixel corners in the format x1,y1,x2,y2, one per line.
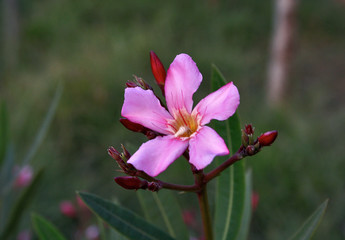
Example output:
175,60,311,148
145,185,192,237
288,200,328,240
237,170,252,240
31,213,67,240
22,84,63,166
0,169,44,240
78,192,175,240
212,65,248,240
137,191,188,240
0,86,61,239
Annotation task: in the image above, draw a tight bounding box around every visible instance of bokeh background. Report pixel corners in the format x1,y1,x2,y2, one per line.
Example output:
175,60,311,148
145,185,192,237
1,0,344,239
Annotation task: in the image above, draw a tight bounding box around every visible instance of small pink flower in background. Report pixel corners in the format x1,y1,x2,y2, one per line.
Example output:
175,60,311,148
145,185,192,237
182,209,197,227
60,201,77,218
122,53,240,176
85,225,99,240
251,191,260,211
14,165,33,188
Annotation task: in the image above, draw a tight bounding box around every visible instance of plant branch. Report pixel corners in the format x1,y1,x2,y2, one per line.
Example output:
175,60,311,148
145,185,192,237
204,150,245,183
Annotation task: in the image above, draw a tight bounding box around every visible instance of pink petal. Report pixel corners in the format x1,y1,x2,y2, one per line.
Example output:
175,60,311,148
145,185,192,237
165,54,202,114
189,126,229,170
128,136,188,177
121,87,173,135
193,82,239,125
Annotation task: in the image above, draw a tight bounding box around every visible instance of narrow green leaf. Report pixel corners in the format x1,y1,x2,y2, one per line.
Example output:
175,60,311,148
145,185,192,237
237,170,252,240
137,191,189,240
212,65,246,240
0,168,44,240
23,84,63,166
0,145,15,232
31,213,66,240
78,192,175,240
0,102,8,168
288,200,328,240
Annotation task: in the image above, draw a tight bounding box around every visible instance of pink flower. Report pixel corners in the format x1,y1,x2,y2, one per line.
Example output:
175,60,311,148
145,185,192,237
121,54,240,177
60,201,77,218
14,165,33,188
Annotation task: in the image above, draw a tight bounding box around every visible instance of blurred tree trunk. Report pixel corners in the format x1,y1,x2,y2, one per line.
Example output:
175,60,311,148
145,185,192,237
267,0,297,107
2,0,20,72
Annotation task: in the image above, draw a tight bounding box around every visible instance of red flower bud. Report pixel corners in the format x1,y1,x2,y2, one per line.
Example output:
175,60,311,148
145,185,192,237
114,176,148,190
258,130,278,146
245,124,254,135
120,118,145,133
150,51,166,93
246,145,256,155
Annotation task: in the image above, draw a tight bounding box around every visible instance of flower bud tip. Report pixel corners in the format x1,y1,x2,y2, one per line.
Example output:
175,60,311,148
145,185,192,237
258,130,278,146
150,51,166,91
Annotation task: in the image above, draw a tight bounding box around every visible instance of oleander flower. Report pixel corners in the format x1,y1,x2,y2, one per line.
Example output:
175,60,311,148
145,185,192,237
121,54,240,176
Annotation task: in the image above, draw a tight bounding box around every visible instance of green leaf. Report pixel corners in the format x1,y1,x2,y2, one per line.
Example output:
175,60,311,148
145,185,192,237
0,168,44,240
31,213,67,240
237,170,252,240
288,200,328,240
137,191,189,240
212,65,246,240
0,102,8,168
78,192,175,240
22,84,63,166
0,145,15,232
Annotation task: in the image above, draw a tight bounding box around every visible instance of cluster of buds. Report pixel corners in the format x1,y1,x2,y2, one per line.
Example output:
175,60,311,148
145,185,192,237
110,51,169,191
108,145,136,176
241,124,278,156
126,75,153,91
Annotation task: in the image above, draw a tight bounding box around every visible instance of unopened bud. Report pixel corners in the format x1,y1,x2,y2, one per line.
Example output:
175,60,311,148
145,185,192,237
108,147,122,161
126,81,138,88
246,145,256,156
150,51,166,94
245,124,254,135
108,146,128,171
258,130,278,146
120,118,145,133
126,76,153,90
114,176,148,190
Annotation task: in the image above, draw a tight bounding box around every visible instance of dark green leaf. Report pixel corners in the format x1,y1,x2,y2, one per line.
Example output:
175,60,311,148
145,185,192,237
288,200,328,240
0,168,44,240
78,192,175,240
0,102,8,168
31,213,66,240
237,170,252,240
137,191,188,240
212,65,246,240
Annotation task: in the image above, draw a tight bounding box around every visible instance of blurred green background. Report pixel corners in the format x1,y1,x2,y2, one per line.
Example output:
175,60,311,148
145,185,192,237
1,0,344,239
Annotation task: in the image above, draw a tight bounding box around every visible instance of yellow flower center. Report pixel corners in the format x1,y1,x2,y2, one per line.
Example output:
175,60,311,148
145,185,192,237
168,109,200,138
